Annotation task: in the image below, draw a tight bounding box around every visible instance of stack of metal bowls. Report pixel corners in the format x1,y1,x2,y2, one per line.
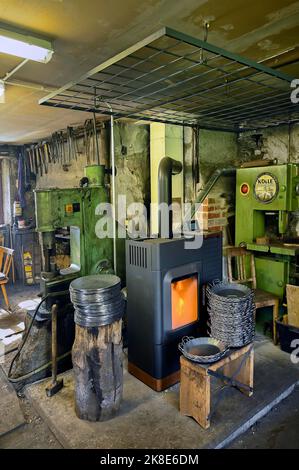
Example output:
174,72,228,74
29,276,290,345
207,281,255,347
70,274,125,327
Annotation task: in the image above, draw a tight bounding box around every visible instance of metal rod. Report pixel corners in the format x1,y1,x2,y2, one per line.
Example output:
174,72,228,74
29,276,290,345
2,59,29,82
158,157,182,238
2,78,55,92
106,105,117,275
51,304,58,383
93,112,100,164
93,88,100,165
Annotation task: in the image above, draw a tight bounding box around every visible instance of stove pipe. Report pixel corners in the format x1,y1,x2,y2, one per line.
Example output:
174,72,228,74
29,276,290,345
158,157,182,239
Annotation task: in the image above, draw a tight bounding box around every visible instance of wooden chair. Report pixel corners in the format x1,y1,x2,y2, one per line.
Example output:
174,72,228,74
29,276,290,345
0,246,14,311
226,246,279,344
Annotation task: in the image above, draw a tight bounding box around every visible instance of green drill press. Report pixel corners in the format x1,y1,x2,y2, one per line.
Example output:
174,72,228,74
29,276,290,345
10,165,114,386
34,164,113,303
235,163,299,299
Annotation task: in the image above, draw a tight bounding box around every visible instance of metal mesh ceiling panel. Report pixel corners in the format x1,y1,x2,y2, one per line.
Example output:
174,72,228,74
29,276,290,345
39,27,299,131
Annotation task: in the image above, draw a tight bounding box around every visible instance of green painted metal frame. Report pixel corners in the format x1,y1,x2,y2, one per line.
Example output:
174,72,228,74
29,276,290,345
235,163,299,298
39,26,299,132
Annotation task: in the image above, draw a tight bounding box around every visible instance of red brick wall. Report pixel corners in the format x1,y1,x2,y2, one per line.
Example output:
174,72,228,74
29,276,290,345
198,196,228,233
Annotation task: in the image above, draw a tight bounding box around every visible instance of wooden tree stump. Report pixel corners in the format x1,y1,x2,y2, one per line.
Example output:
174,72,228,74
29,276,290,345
72,319,123,421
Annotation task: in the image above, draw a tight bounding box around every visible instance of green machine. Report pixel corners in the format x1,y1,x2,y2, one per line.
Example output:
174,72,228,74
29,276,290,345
9,165,114,386
235,163,299,299
34,164,113,298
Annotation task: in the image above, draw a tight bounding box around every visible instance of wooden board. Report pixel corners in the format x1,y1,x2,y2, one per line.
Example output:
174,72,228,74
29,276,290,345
287,284,299,328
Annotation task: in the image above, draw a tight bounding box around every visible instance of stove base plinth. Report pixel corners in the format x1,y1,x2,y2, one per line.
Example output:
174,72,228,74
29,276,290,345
128,362,180,392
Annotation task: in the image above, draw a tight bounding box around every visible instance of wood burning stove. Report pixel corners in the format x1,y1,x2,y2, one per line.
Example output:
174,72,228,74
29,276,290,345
126,234,222,391
126,157,222,391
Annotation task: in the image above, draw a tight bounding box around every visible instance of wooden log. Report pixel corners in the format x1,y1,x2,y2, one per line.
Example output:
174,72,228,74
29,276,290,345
72,319,123,421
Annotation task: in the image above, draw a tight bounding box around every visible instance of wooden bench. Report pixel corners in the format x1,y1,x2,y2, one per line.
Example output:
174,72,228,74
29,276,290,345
180,343,254,429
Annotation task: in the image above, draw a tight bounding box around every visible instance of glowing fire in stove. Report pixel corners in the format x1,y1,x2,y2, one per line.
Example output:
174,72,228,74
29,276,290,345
171,275,198,330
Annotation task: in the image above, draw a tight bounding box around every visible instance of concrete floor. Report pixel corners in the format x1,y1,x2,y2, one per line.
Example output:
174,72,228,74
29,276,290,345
24,338,299,449
0,282,40,310
0,282,299,449
1,385,298,449
0,282,40,356
0,282,62,449
230,386,299,449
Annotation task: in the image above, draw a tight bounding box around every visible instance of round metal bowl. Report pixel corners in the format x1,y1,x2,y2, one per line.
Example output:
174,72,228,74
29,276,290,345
178,336,229,364
208,282,252,301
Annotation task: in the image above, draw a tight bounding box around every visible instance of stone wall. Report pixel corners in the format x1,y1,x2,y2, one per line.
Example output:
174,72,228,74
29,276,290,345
32,121,150,280
238,123,299,164
35,122,150,205
182,127,237,244
0,146,18,225
113,122,150,211
13,121,299,268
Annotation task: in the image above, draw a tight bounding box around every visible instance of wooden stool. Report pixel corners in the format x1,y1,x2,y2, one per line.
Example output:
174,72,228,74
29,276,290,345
180,343,254,429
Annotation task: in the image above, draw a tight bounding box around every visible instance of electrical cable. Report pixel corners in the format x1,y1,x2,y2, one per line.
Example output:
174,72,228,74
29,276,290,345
8,351,71,383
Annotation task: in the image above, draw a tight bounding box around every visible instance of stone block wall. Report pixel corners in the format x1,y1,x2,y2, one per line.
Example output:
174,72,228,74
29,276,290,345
238,123,299,164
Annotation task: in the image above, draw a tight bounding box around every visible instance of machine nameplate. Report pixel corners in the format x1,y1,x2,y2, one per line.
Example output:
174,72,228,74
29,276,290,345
254,172,279,204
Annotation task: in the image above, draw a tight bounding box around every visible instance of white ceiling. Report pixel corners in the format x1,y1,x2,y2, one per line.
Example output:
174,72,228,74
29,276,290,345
0,0,299,144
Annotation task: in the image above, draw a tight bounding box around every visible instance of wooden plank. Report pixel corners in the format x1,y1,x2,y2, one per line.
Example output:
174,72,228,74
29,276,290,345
0,367,25,436
287,284,299,328
205,344,252,373
180,356,210,429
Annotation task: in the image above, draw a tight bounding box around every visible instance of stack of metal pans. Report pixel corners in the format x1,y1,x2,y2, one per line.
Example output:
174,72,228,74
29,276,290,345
207,281,255,347
70,274,125,327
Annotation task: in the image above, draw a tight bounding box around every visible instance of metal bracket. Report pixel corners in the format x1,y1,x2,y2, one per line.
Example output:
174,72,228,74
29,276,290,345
207,345,253,421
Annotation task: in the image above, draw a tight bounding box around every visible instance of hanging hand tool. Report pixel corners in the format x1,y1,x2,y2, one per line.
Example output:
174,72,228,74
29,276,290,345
69,126,79,161
31,145,37,175
26,147,33,174
51,133,58,164
35,145,42,176
44,141,51,166
60,131,66,165
67,127,72,163
39,144,48,174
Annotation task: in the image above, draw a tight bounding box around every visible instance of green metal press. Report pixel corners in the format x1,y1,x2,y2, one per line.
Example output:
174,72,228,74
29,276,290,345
235,163,299,299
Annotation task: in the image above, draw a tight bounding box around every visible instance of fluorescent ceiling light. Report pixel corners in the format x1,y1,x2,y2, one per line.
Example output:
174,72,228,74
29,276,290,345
0,81,5,103
0,27,53,63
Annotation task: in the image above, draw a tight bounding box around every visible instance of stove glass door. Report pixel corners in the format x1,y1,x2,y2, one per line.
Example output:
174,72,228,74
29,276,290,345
171,274,198,330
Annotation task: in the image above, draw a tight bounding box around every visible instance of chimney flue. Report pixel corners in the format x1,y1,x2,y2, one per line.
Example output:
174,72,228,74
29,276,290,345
158,157,182,239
